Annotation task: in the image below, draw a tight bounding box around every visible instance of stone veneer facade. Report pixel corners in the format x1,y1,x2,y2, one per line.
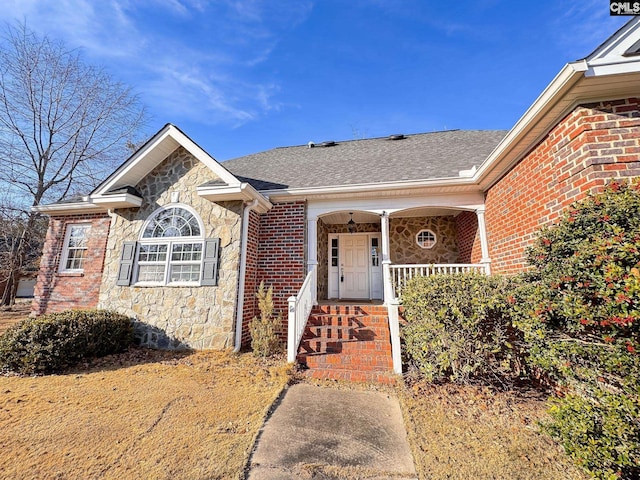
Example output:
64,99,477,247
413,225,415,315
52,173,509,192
98,147,242,349
315,216,460,300
389,216,459,264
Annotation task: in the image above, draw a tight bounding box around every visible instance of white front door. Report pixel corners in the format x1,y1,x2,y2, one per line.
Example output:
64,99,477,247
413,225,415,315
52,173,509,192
340,234,369,299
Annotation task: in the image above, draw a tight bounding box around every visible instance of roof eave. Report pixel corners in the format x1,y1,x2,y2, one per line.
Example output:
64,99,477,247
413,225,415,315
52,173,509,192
474,61,588,190
476,18,640,191
197,182,272,213
90,193,143,209
31,200,105,216
261,176,480,202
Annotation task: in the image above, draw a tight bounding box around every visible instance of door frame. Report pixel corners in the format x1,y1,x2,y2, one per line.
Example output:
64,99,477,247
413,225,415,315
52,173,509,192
327,232,382,300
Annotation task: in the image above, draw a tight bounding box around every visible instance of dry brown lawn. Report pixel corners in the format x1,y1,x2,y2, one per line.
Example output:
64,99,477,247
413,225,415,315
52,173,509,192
0,349,290,480
399,381,586,480
0,301,31,334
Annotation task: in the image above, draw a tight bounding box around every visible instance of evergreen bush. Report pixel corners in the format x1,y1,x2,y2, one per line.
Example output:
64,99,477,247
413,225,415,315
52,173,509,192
513,180,640,479
0,309,133,374
401,273,524,386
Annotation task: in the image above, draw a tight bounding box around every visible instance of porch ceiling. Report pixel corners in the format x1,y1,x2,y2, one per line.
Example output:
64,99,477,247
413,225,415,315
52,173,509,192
389,207,461,218
319,207,461,225
321,211,380,224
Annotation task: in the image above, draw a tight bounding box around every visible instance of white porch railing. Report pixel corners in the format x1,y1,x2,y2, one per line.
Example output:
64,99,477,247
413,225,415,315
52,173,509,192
287,266,317,362
390,263,488,300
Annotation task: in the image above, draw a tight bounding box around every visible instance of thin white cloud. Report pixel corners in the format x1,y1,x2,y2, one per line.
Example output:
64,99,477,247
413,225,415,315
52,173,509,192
550,0,628,59
0,0,313,128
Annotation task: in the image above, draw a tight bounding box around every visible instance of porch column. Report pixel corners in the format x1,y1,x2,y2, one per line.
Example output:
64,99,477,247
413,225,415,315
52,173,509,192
476,207,491,274
380,211,394,304
307,216,318,304
382,212,403,374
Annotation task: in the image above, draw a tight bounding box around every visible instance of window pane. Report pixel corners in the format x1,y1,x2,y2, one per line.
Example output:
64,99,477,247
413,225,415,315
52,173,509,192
171,243,202,261
138,244,167,262
66,249,87,270
170,264,200,282
138,264,166,282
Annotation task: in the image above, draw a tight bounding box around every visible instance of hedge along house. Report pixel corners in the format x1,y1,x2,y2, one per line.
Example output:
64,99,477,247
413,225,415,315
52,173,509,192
32,18,640,382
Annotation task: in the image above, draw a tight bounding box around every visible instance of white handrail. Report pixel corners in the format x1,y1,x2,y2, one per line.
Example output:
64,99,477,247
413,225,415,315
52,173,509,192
390,263,488,300
287,266,317,362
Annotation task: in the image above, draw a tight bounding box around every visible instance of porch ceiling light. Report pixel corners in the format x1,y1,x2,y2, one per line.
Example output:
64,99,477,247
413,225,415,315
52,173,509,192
347,212,356,233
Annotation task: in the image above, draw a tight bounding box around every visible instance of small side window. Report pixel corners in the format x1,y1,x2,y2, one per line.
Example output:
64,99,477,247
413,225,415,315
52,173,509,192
416,229,436,249
331,238,338,267
371,237,380,266
60,224,91,272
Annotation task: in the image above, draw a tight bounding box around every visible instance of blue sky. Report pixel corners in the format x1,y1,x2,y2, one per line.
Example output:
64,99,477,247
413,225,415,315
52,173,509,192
0,1,629,161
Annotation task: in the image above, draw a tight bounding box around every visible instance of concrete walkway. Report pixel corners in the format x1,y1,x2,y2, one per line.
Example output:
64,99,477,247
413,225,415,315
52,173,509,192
246,383,417,480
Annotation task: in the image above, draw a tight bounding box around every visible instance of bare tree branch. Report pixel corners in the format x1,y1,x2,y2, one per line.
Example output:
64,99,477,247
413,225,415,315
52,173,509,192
0,22,147,305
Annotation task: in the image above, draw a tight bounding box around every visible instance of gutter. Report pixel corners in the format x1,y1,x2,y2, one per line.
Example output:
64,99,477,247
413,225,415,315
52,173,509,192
473,61,588,190
233,198,259,353
260,176,479,200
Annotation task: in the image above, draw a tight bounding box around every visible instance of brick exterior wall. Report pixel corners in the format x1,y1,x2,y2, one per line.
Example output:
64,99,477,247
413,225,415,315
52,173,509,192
256,201,306,338
241,209,260,346
455,210,481,264
485,98,640,274
31,213,111,315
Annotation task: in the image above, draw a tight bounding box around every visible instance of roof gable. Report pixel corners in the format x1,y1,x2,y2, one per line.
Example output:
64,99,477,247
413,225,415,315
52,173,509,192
92,124,241,198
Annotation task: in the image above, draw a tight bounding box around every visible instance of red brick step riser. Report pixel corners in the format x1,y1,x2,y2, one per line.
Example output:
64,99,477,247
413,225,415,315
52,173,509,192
301,369,397,385
298,304,395,385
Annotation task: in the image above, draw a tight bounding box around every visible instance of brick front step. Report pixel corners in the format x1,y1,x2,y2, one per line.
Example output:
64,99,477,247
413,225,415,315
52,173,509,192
300,368,397,385
296,304,394,384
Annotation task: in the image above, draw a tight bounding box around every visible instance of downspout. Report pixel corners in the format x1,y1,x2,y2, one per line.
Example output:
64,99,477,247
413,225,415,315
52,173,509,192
233,199,259,353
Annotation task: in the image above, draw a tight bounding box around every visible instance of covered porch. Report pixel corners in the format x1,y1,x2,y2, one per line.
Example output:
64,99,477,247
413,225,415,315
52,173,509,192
287,193,492,372
311,205,490,304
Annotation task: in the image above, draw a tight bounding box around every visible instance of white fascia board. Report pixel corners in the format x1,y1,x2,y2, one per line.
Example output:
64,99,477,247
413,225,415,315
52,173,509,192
261,176,479,202
31,200,104,216
474,61,587,189
167,126,241,186
90,193,143,209
197,182,272,213
585,58,640,77
94,124,241,197
93,124,176,196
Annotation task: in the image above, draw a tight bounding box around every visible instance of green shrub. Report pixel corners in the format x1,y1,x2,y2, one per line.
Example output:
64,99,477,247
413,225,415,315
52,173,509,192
401,273,524,386
0,309,133,374
513,179,640,479
249,282,283,357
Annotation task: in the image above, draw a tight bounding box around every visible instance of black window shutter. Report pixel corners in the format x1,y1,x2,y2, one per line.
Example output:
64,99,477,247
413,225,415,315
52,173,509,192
201,238,220,286
116,241,137,286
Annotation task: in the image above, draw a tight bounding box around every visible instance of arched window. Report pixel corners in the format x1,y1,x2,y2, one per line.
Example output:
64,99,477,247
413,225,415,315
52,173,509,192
136,205,205,285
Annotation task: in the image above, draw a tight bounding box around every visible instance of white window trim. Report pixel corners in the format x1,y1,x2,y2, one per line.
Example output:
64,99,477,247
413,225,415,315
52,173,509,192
416,229,437,249
59,223,91,273
134,204,205,287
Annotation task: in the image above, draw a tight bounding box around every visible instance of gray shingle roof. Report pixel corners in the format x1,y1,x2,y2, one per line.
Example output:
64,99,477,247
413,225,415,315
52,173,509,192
222,130,507,191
